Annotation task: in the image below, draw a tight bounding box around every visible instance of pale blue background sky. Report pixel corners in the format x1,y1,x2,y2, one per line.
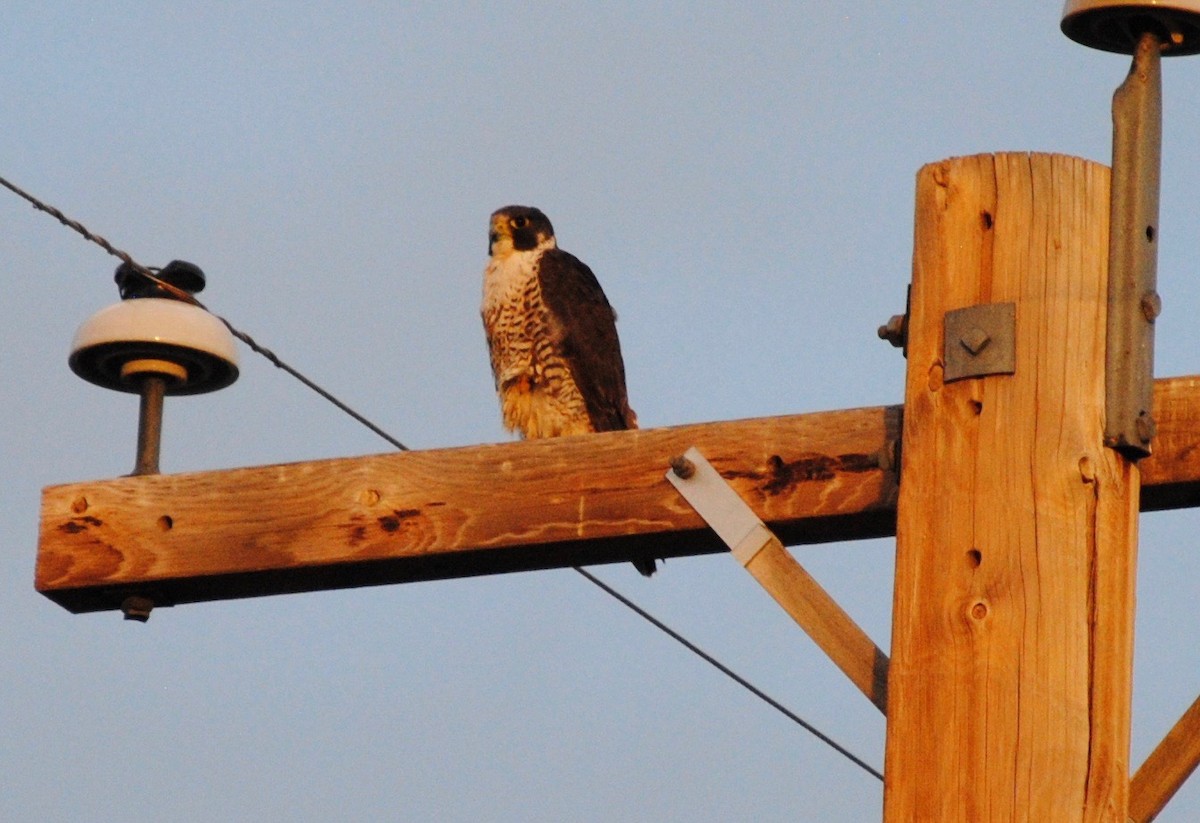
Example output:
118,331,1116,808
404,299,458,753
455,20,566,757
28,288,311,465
3,3,1199,821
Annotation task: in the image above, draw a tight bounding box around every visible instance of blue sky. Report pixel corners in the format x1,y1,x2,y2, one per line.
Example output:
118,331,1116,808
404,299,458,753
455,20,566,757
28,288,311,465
3,3,1199,820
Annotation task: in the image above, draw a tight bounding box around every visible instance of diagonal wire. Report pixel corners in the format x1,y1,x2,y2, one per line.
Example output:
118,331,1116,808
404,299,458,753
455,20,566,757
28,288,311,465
0,174,408,452
4,172,883,785
572,565,884,782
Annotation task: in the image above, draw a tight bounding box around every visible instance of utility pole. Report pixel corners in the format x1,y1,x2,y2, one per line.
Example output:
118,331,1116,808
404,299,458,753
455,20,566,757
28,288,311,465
32,5,1200,816
883,152,1136,820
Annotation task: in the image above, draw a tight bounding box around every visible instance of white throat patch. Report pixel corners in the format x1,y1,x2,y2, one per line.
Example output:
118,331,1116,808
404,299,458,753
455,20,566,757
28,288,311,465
482,247,540,316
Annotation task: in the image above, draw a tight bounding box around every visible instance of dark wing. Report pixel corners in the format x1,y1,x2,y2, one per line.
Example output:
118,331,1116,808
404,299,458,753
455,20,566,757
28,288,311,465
537,248,637,431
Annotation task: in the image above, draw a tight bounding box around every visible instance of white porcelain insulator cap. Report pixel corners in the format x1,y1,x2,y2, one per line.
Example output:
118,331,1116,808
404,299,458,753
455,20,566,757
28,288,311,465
69,298,239,395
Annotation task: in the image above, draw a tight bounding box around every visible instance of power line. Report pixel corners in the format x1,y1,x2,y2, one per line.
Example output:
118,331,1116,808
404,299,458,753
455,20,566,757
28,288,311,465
572,566,884,782
0,174,408,452
4,173,883,785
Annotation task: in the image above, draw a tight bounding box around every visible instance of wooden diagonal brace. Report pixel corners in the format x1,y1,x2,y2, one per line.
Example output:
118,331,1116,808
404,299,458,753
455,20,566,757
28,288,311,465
666,447,889,713
1129,693,1200,823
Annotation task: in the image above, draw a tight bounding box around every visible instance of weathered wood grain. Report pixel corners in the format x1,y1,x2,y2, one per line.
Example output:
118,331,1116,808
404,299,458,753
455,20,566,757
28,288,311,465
740,530,889,713
1141,374,1200,510
37,406,902,613
883,153,1135,821
35,368,1200,616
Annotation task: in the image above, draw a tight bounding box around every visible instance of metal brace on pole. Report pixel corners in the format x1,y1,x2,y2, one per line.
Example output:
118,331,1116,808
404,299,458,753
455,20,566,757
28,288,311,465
1105,30,1163,458
666,447,890,713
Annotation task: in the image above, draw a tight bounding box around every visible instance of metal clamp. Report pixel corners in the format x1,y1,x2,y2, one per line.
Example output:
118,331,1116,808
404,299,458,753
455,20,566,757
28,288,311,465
1105,31,1163,458
665,447,891,713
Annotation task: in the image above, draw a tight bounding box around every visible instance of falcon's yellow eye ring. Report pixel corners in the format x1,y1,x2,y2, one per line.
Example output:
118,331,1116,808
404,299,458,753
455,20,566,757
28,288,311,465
512,216,528,229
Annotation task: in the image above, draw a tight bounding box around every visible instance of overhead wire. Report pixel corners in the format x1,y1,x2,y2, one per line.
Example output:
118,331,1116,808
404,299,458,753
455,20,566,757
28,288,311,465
3,174,884,785
0,174,408,452
573,566,884,782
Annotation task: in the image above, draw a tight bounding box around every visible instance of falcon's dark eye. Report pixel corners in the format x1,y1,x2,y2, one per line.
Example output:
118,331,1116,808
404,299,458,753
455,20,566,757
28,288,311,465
512,216,528,229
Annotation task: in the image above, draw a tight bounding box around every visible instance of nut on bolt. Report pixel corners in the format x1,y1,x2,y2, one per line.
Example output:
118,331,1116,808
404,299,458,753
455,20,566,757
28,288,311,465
878,314,907,348
669,455,696,479
121,595,154,622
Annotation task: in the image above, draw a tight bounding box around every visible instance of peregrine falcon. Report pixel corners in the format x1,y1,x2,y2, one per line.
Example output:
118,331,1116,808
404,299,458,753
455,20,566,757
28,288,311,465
482,205,655,576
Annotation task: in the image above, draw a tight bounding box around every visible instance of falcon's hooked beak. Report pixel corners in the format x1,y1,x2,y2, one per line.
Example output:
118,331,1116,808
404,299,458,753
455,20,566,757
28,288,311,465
488,214,512,258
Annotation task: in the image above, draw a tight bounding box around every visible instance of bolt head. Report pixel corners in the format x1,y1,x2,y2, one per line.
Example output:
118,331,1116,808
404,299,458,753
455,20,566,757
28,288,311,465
669,455,696,479
960,327,992,356
1141,291,1163,323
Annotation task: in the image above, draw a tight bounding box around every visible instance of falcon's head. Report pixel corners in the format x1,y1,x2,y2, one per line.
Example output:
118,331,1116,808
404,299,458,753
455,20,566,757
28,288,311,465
488,206,556,258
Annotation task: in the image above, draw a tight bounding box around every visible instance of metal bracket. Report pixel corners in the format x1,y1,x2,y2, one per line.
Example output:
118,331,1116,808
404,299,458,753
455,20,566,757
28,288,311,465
1105,31,1163,459
665,447,890,713
665,447,770,566
943,302,1016,383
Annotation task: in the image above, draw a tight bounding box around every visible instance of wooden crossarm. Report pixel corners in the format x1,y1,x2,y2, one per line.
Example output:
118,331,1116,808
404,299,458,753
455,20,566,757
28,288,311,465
34,374,1200,615
37,404,902,613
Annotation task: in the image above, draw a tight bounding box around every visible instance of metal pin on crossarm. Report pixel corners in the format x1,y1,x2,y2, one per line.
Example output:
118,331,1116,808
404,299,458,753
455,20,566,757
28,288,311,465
67,261,239,619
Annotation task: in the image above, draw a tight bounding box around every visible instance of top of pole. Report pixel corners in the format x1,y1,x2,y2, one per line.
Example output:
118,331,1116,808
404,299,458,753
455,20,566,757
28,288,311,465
1062,0,1200,54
